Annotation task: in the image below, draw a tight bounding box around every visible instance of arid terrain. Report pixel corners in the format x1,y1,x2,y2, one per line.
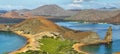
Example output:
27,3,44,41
0,3,119,54
0,16,112,54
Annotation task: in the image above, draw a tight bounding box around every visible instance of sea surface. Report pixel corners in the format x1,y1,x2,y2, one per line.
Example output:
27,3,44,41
0,31,26,54
56,22,120,54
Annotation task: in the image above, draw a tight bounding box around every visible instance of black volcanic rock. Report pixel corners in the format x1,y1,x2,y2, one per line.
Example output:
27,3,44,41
25,5,78,17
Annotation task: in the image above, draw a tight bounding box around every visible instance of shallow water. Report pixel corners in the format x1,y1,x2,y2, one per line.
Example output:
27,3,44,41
56,22,120,54
0,31,26,54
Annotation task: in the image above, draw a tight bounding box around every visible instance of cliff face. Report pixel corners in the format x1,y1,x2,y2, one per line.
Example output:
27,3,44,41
104,26,112,44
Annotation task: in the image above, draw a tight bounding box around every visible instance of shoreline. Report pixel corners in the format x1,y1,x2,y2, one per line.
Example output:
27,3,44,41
72,43,89,54
0,22,112,54
9,31,90,54
9,31,38,54
72,41,112,54
61,20,120,25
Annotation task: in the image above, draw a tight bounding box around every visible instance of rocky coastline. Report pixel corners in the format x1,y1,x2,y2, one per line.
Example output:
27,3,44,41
0,17,113,54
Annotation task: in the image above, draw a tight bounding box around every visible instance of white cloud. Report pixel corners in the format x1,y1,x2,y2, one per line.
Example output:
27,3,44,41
73,0,84,3
68,3,82,8
68,0,84,9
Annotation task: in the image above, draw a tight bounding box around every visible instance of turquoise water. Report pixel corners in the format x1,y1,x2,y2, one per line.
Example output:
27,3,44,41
0,31,27,54
56,22,120,54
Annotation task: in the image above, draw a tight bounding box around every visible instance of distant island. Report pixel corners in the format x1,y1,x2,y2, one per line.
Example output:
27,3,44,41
0,5,120,24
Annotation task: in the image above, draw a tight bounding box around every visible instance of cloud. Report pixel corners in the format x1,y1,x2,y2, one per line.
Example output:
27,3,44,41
68,0,85,9
67,0,120,9
68,3,82,8
73,0,84,3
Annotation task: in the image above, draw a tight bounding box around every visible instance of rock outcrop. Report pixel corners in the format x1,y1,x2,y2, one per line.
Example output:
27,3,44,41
64,26,112,44
104,26,112,44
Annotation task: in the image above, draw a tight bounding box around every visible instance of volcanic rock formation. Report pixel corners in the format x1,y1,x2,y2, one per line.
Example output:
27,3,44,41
104,26,112,44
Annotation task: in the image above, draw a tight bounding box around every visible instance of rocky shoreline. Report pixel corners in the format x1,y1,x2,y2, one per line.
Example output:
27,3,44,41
0,17,113,54
9,26,112,54
72,26,112,54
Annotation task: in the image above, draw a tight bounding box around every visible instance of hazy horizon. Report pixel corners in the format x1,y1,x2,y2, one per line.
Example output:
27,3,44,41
0,0,120,10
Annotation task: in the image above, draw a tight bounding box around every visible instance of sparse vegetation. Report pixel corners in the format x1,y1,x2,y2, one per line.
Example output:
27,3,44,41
18,37,82,54
17,50,41,54
39,38,74,54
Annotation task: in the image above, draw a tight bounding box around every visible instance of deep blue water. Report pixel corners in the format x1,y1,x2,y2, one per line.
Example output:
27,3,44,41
56,22,120,54
0,31,26,54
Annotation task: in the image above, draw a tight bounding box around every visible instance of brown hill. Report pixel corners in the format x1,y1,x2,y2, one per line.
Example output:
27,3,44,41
0,11,21,18
105,13,120,24
24,4,78,17
12,16,102,44
12,16,67,34
67,9,120,21
0,11,33,18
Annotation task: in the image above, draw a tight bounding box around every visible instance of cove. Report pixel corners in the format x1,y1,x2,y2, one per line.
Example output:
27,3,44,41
0,31,27,54
56,22,120,54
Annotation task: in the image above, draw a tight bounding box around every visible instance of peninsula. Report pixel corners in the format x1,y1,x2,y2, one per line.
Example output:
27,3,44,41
0,16,112,54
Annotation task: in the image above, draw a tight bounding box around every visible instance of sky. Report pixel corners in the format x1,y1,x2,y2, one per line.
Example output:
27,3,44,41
0,0,120,10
